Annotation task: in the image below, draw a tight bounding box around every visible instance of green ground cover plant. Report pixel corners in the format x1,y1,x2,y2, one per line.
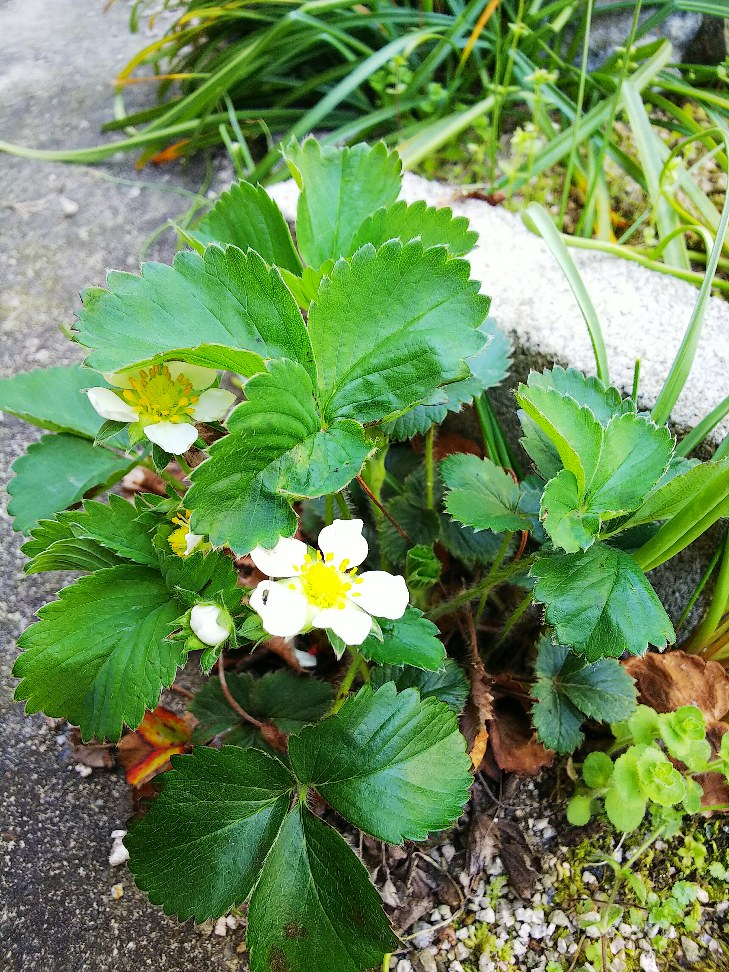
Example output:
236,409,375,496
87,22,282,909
3,138,729,972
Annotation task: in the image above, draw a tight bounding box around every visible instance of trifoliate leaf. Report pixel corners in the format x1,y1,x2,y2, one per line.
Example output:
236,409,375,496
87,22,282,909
7,433,134,533
349,198,478,257
0,363,124,441
540,469,600,552
526,367,634,426
125,747,296,921
190,670,335,743
531,543,674,660
284,138,401,267
517,383,603,498
308,239,489,425
358,607,446,671
13,566,185,741
186,359,370,553
75,245,314,378
442,453,531,533
289,683,472,843
192,180,303,274
369,660,470,712
247,806,399,972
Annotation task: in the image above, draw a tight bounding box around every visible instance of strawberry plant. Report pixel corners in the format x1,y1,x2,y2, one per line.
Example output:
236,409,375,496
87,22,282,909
4,138,729,972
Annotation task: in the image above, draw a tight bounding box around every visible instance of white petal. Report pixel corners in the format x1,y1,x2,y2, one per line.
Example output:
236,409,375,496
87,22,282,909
185,532,205,556
351,571,409,620
102,370,134,389
294,648,317,669
313,603,372,646
168,361,218,390
86,387,137,423
144,421,198,454
250,537,307,578
249,580,309,638
191,387,236,422
317,518,368,569
190,605,231,647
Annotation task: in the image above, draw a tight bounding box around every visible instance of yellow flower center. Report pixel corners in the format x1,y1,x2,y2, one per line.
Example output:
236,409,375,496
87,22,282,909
121,364,199,424
297,552,360,610
168,510,207,559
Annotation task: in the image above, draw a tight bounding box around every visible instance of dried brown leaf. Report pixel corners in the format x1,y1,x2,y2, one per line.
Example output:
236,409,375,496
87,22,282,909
624,651,729,722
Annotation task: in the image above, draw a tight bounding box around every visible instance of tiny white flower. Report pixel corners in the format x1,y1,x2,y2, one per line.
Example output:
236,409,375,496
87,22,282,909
190,604,232,647
249,519,409,646
86,361,236,455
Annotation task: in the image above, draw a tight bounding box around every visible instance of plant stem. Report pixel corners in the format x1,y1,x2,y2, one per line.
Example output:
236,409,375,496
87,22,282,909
428,556,531,621
424,425,435,510
217,653,264,729
177,454,193,477
382,953,392,972
331,647,364,712
139,459,185,495
325,493,334,526
356,475,414,545
476,531,512,624
334,492,352,519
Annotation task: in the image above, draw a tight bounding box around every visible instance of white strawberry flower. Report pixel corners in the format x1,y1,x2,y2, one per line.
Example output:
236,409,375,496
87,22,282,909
249,519,409,646
86,361,235,455
190,604,233,647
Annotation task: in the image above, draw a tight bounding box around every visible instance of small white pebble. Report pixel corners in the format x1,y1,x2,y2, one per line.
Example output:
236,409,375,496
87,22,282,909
442,843,456,863
418,950,438,972
454,943,469,961
396,960,412,972
225,914,238,929
110,883,124,900
455,928,469,941
214,916,227,937
477,907,496,923
557,939,568,955
448,962,464,972
108,832,129,867
439,905,453,920
582,870,598,886
551,910,571,928
59,196,79,217
639,953,658,972
479,959,495,972
74,763,92,778
430,910,441,923
513,941,528,957
696,887,709,904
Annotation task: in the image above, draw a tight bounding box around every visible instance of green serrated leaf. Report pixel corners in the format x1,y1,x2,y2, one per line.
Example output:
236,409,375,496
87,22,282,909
584,412,673,517
359,606,446,671
309,240,489,425
289,683,471,843
532,678,585,753
247,805,399,972
125,746,296,921
531,543,675,660
385,317,510,444
349,198,478,257
517,383,603,497
7,433,134,533
280,260,334,310
526,367,634,426
75,246,314,378
405,544,442,594
160,546,242,610
152,444,173,472
69,494,160,566
558,655,637,722
285,138,401,267
13,565,185,741
192,181,303,274
540,469,601,553
369,660,470,712
0,363,125,441
187,359,370,553
442,453,530,533
94,419,128,446
190,670,334,743
23,537,123,574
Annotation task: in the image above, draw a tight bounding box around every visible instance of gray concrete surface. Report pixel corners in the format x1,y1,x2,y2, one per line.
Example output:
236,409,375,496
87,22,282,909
0,2,245,970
